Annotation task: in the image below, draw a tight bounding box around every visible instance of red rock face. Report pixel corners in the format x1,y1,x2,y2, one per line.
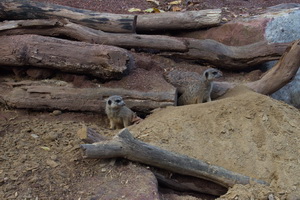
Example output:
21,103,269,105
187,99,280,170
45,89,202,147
177,17,270,46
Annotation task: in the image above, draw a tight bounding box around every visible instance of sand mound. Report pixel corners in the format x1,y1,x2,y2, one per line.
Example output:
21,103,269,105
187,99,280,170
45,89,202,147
129,86,300,198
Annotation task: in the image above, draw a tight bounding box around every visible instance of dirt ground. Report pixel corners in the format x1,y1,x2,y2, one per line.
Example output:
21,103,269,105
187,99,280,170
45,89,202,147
32,0,300,20
130,86,300,199
1,0,300,200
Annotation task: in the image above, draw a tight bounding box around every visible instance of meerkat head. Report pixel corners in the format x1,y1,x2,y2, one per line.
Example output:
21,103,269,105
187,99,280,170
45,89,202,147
106,95,125,109
203,68,223,81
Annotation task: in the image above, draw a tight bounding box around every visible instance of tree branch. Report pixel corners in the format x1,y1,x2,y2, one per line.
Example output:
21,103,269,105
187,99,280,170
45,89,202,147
81,128,268,188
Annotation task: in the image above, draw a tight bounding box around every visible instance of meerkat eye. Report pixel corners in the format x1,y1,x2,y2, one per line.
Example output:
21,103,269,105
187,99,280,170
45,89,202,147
115,99,121,103
212,71,218,75
108,100,112,105
205,72,209,78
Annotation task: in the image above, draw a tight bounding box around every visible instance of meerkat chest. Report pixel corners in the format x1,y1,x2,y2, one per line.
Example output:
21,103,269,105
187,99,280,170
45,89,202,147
107,108,120,118
203,81,213,92
107,107,134,120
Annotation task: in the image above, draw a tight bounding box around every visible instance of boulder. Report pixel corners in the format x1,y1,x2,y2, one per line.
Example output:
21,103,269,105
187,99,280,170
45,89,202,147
177,3,300,46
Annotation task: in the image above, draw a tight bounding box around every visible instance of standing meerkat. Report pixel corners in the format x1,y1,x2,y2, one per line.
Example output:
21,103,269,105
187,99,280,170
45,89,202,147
105,95,139,129
178,68,222,105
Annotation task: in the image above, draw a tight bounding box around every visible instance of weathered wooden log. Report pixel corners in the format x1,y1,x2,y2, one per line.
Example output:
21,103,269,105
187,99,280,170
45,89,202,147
0,19,291,69
0,19,188,52
81,128,268,188
154,171,227,196
211,39,300,97
247,39,300,95
77,125,227,196
137,9,222,32
162,39,290,69
0,0,136,33
0,34,133,80
0,80,176,113
77,125,108,144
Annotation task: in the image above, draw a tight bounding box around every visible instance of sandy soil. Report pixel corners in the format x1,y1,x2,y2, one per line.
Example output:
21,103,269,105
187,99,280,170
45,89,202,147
130,86,300,199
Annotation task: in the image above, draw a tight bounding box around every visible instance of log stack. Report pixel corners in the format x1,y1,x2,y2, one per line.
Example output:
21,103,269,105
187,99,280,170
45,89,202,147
0,0,299,113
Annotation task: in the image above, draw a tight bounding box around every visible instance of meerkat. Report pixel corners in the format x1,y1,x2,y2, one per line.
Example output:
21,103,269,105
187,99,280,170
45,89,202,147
177,68,223,105
105,95,139,129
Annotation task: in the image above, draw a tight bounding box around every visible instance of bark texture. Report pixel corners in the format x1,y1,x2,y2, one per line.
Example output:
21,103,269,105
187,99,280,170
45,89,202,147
0,80,176,113
247,40,300,95
137,9,222,32
0,19,188,52
81,128,268,188
162,39,290,69
0,0,136,33
0,19,289,69
77,125,228,196
0,34,133,80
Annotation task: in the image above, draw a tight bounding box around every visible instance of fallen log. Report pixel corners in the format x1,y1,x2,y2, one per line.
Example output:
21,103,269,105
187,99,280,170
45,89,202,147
77,125,227,196
0,19,291,69
81,128,268,188
0,34,133,80
154,170,227,196
137,9,221,32
211,39,300,97
77,125,108,144
162,39,290,69
247,39,300,95
0,0,136,33
0,19,290,69
0,19,188,52
0,80,176,113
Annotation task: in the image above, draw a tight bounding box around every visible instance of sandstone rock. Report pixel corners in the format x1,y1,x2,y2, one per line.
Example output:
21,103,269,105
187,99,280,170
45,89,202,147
177,3,300,46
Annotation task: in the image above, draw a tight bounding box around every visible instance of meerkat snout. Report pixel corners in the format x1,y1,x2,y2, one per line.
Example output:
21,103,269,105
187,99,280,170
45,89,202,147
204,68,223,81
107,97,125,107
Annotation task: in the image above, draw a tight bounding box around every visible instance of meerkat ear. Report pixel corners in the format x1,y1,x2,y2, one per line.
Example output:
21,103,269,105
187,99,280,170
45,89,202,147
107,100,112,105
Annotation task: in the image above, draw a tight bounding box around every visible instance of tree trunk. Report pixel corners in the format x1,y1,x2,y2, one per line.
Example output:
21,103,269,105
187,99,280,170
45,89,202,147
137,9,222,32
0,80,176,113
77,125,108,144
0,34,133,80
77,125,228,196
162,39,290,69
81,128,268,188
247,40,300,95
154,170,227,196
211,39,300,97
0,19,188,52
0,0,136,33
0,19,290,70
